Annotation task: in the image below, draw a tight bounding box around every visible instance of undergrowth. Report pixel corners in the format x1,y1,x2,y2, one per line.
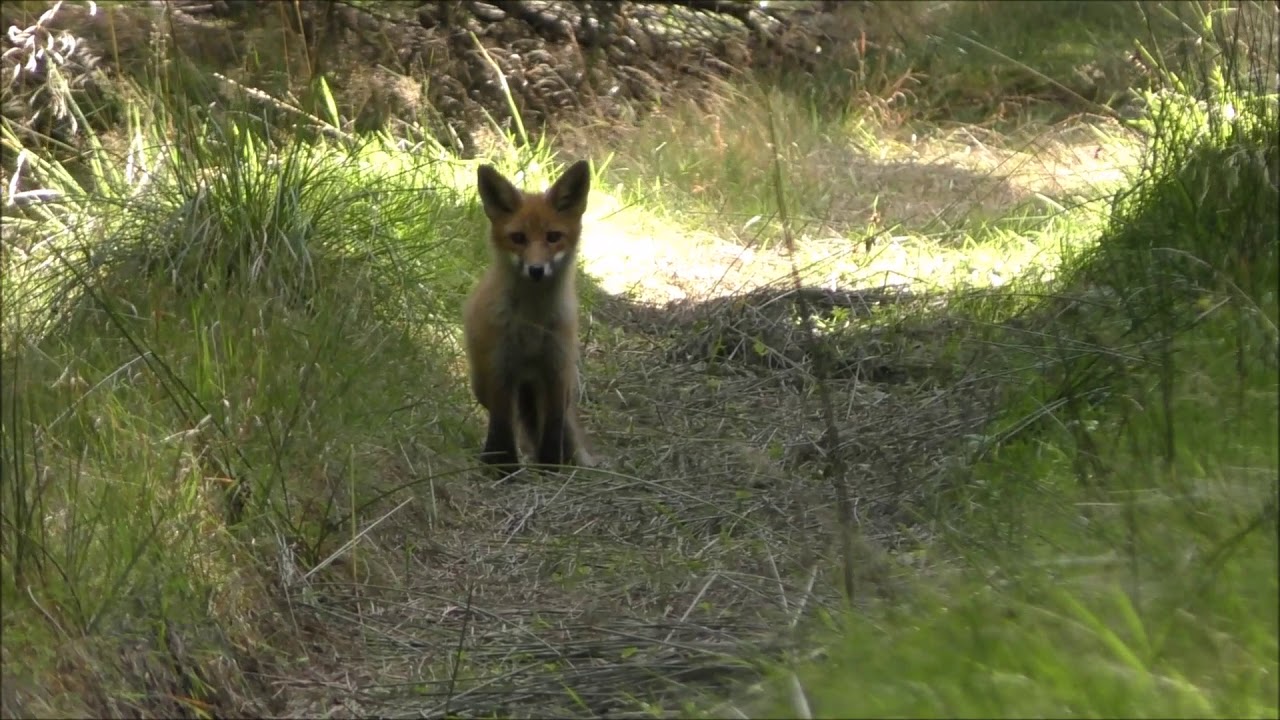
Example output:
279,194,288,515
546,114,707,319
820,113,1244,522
732,2,1279,717
2,1,1277,718
0,46,563,715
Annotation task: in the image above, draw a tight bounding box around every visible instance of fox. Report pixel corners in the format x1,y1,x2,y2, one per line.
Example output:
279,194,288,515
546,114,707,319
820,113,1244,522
463,159,593,476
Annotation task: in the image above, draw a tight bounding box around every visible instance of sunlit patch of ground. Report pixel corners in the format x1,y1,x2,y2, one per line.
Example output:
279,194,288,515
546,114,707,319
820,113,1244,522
582,117,1141,307
578,191,738,303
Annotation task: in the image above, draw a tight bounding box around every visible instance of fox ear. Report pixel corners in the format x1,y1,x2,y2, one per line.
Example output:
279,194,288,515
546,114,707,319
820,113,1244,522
477,165,521,219
547,160,591,216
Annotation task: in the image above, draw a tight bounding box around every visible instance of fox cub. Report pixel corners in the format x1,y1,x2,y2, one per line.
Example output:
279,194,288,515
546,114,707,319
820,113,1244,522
463,160,593,475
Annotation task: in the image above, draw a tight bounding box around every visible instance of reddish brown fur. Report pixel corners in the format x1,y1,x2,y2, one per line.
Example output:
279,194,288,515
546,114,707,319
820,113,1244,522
463,160,593,475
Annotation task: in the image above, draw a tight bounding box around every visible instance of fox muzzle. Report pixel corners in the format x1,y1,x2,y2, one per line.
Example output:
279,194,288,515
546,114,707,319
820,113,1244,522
510,249,568,282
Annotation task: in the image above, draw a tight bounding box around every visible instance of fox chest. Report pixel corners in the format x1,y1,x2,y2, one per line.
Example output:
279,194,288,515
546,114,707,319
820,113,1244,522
494,309,571,377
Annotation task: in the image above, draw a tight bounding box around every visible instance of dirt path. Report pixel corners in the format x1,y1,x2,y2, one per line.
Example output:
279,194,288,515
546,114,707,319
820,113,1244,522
277,122,1140,718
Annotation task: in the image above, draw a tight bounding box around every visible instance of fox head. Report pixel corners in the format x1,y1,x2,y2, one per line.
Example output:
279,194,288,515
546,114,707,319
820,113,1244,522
477,160,591,283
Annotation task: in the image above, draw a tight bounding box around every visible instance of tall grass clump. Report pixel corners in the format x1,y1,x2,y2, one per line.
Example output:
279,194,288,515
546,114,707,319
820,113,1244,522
734,2,1278,717
1,23,496,713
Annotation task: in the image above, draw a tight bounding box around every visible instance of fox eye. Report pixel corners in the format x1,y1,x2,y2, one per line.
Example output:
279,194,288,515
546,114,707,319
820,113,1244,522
509,232,528,246
546,231,563,244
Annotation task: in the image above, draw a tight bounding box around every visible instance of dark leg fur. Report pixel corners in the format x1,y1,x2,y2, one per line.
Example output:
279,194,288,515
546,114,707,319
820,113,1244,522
536,419,573,467
516,382,540,453
536,387,576,467
480,411,520,476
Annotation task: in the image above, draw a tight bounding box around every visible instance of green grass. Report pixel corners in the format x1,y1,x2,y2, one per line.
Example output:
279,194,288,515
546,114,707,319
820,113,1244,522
736,307,1277,716
0,52,586,713
3,0,1277,717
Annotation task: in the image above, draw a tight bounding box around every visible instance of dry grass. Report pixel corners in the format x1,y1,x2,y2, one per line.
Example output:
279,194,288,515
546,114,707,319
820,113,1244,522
270,291,1000,717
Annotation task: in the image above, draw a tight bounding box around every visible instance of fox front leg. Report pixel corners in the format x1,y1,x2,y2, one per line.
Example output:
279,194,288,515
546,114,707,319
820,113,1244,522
480,391,521,476
534,382,577,468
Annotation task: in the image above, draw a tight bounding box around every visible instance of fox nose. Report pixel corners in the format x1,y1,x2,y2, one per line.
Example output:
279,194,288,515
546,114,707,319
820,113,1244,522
526,264,547,281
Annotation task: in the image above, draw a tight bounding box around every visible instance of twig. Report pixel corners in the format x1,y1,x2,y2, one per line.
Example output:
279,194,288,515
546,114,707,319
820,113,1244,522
764,94,856,606
788,671,813,719
665,573,720,645
302,497,413,582
443,584,476,718
469,32,529,148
